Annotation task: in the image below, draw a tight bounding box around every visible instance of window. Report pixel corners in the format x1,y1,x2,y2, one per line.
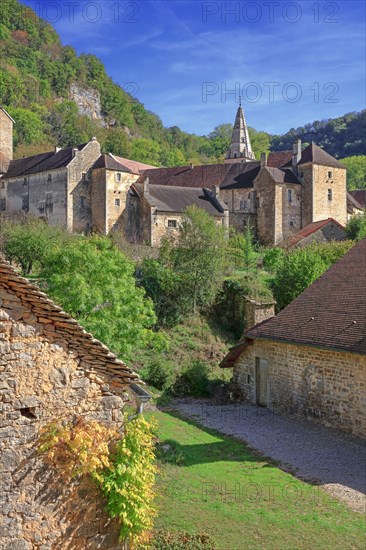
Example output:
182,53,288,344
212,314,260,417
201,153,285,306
300,171,304,178
82,172,87,180
289,220,294,227
0,198,6,211
240,200,246,210
247,374,251,384
80,196,86,208
328,171,333,179
47,174,52,183
23,177,27,186
167,219,177,228
115,198,120,207
288,189,293,203
116,173,122,182
328,188,332,201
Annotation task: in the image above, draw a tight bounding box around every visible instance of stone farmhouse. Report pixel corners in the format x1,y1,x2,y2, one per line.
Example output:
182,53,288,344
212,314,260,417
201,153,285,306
0,258,142,549
221,238,366,438
0,104,363,245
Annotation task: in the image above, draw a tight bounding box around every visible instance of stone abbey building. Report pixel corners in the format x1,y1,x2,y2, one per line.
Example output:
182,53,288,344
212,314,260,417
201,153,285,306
0,104,355,246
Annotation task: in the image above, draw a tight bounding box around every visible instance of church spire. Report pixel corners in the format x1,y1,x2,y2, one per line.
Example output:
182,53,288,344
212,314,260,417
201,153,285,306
225,100,255,163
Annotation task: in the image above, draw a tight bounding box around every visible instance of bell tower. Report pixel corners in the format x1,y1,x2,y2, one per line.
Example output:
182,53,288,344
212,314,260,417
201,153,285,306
225,99,255,164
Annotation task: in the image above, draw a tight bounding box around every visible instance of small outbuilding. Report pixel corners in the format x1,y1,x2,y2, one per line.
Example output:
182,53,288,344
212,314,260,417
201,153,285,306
221,239,366,438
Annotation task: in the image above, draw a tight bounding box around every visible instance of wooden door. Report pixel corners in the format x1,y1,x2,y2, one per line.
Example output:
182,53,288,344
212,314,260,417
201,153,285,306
255,358,268,407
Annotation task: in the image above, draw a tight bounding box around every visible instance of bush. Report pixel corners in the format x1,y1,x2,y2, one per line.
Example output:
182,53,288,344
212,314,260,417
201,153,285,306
151,530,218,550
141,360,175,391
171,361,210,397
346,212,366,241
263,247,285,272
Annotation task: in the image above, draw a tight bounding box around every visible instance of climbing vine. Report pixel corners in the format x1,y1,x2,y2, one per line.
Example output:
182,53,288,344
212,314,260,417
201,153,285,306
38,414,158,547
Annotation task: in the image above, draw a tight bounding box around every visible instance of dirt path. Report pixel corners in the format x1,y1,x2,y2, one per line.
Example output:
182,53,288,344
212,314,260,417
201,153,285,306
171,398,366,513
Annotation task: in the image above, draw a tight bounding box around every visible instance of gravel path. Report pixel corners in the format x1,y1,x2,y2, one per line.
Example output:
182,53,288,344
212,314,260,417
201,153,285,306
172,399,366,513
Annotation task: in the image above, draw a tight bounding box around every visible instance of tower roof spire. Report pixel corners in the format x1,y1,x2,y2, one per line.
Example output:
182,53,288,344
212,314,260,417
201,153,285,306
225,100,255,163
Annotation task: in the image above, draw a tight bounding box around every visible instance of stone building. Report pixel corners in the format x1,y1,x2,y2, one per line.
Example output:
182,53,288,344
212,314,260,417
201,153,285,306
0,259,142,549
221,238,366,438
283,218,347,249
0,103,354,246
128,177,228,246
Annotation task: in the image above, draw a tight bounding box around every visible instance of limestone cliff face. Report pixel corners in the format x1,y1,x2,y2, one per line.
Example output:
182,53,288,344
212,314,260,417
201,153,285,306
69,83,105,125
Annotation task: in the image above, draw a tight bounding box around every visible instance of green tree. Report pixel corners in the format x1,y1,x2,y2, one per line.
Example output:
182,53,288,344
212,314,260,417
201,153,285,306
340,156,366,190
103,129,131,158
271,242,353,310
40,236,158,358
169,206,226,313
7,107,44,147
346,212,366,241
1,216,66,275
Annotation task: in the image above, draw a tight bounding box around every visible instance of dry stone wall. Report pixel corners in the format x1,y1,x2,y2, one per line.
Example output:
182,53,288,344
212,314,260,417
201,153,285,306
0,263,138,549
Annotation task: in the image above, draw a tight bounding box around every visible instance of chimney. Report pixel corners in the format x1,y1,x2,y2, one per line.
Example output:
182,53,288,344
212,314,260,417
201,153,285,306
260,152,267,168
213,185,220,198
55,146,61,153
72,147,78,158
244,297,276,333
143,177,149,195
292,138,301,168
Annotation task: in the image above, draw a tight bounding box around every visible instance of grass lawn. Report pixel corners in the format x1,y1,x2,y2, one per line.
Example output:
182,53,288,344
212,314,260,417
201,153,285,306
147,410,365,550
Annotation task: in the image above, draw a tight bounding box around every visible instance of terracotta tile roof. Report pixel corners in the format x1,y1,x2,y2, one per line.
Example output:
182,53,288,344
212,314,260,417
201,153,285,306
5,143,89,179
285,218,346,248
349,190,366,209
245,238,366,355
263,166,301,184
297,142,346,168
113,156,158,174
134,184,225,216
138,162,261,190
267,151,293,168
0,260,139,388
92,154,132,173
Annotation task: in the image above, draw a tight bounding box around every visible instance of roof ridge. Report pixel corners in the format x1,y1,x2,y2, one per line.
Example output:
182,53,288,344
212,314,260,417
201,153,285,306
0,260,139,387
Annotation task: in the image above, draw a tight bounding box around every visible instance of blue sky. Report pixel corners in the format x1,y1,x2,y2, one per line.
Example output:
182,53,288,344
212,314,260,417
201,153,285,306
22,0,365,135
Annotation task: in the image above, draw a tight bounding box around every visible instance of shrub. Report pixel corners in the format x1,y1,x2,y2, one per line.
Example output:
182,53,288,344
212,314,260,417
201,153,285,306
171,361,210,397
346,212,366,241
150,530,218,549
141,359,175,391
263,247,285,272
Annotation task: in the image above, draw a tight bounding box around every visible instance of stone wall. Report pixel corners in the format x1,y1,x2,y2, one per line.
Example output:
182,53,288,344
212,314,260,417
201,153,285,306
91,167,107,234
0,284,130,548
301,164,347,228
312,165,347,226
67,139,101,233
232,338,366,438
0,109,13,163
291,221,347,249
255,169,276,244
105,170,139,234
5,168,68,227
278,183,302,243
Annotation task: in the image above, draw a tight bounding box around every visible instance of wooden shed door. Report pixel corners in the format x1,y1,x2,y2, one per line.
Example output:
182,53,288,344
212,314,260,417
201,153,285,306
255,358,268,407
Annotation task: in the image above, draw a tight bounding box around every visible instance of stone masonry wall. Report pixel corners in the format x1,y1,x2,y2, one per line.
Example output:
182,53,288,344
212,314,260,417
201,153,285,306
67,139,101,233
0,109,13,163
5,168,68,227
0,287,129,548
232,339,366,438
